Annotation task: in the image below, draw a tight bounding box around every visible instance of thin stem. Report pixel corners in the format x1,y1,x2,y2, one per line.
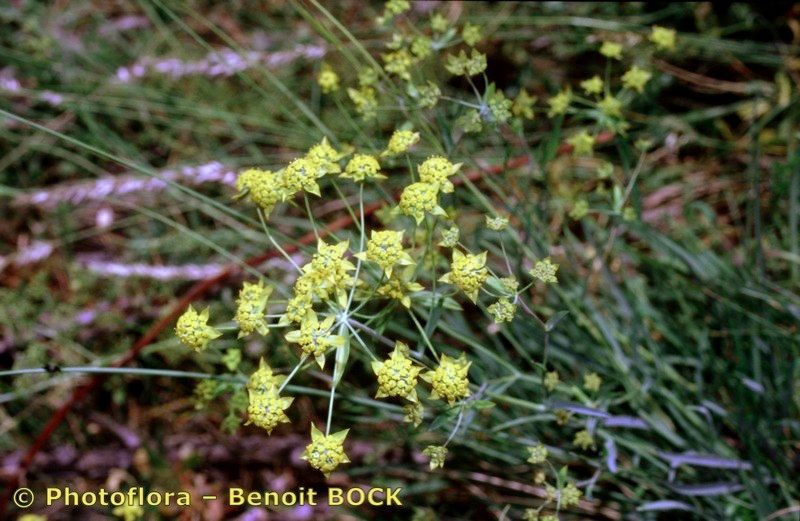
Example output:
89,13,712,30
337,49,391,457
345,185,366,312
408,308,438,358
278,357,307,393
0,365,243,382
347,318,395,348
346,323,379,361
304,193,321,242
257,208,302,272
445,408,465,446
325,380,336,436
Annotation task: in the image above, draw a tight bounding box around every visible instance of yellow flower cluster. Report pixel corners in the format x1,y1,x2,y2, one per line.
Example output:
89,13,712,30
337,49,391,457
584,372,602,392
440,250,489,303
423,445,448,470
303,240,356,305
383,129,420,156
372,342,422,401
285,312,345,368
234,280,272,338
600,40,623,59
342,154,385,182
237,138,345,213
302,424,350,477
547,89,571,117
246,359,292,434
175,305,221,352
527,443,549,464
573,429,595,450
247,358,285,393
650,25,676,50
418,156,461,193
581,75,603,95
567,131,595,156
247,385,293,434
376,272,424,308
422,353,471,404
399,181,447,224
356,229,414,277
488,298,516,324
530,258,559,284
622,65,652,93
317,63,339,93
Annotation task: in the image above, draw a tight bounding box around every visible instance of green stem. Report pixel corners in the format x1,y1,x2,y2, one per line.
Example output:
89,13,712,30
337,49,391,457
278,357,307,393
0,366,243,382
257,208,302,272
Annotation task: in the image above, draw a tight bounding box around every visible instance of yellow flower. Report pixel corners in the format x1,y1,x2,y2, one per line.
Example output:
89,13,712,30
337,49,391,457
175,305,221,352
599,41,623,60
526,443,549,464
403,401,424,427
282,157,324,197
376,271,425,308
439,225,460,247
246,386,293,434
580,75,603,95
574,429,595,450
247,358,285,393
418,81,441,108
235,167,262,196
622,65,652,93
439,250,489,303
358,67,379,87
342,154,385,182
547,89,571,118
381,0,410,18
383,129,420,156
317,63,339,93
302,423,350,477
411,36,432,59
372,341,422,401
567,130,595,156
512,89,537,119
112,502,143,521
486,215,509,231
234,280,272,337
423,445,448,470
544,370,560,391
598,94,623,117
560,481,582,507
285,312,345,368
418,156,461,193
570,198,589,220
422,353,471,404
355,229,414,277
382,48,414,81
445,49,487,77
650,25,676,50
499,276,519,294
399,182,446,224
306,137,343,175
583,372,602,392
304,240,356,305
530,258,558,284
348,85,378,120
488,298,516,324
462,23,482,47
245,169,286,213
430,13,448,33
